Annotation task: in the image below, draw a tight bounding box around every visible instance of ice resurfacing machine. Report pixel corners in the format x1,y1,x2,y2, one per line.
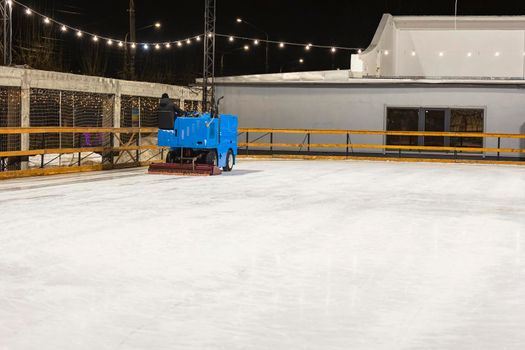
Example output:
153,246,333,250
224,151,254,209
148,112,238,176
148,0,238,176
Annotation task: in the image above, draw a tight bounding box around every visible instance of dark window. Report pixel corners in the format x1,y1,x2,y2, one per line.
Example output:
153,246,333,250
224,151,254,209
450,109,484,148
424,110,446,147
386,108,419,146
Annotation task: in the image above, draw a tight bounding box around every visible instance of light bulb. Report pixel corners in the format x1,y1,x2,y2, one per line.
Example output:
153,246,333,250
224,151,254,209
155,44,160,50
358,49,362,54
229,36,234,42
439,52,444,57
61,25,67,32
177,41,182,47
331,47,336,53
495,52,500,57
143,44,149,50
411,51,416,56
384,50,389,56
118,41,123,47
467,52,472,57
196,36,201,41
154,22,161,28
254,40,259,45
244,45,249,51
279,42,285,48
76,31,83,37
236,18,242,23
93,36,99,42
44,17,51,24
25,8,32,15
131,43,136,49
165,43,171,48
186,39,191,44
299,58,304,63
207,33,212,38
107,40,113,46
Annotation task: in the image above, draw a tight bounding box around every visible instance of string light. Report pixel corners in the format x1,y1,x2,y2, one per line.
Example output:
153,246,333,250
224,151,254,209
495,52,500,57
11,0,202,52
155,43,161,50
244,45,250,51
299,58,304,63
467,52,472,57
411,51,416,56
439,51,444,57
12,0,361,56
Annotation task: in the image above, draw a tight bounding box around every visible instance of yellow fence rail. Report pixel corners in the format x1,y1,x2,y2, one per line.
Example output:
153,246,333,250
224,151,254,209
0,126,524,179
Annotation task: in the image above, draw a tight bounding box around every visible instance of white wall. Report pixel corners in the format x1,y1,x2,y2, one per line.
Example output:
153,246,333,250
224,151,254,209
217,83,525,157
357,15,525,79
395,30,525,78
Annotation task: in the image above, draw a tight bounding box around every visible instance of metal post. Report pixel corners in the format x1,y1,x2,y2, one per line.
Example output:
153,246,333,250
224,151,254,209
202,0,217,112
136,97,141,163
497,137,501,160
270,132,273,153
346,133,349,158
40,133,45,168
245,132,249,155
77,133,81,166
128,0,136,79
1,0,13,66
307,133,311,152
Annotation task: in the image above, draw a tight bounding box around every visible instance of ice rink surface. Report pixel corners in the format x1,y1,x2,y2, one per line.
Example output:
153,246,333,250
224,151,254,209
1,160,524,350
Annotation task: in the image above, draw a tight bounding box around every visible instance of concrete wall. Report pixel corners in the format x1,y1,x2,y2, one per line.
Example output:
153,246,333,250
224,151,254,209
0,66,201,168
358,15,525,78
217,83,525,157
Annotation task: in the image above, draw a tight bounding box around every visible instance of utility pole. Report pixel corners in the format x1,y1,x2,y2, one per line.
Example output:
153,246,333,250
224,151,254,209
1,0,13,66
128,0,136,79
202,0,216,113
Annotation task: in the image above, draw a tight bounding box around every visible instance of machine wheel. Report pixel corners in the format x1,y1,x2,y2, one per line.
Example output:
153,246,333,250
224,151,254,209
223,150,234,172
205,150,217,166
166,151,176,163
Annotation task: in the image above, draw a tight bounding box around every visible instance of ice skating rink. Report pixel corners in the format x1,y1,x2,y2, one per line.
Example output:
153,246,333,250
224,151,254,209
1,160,524,350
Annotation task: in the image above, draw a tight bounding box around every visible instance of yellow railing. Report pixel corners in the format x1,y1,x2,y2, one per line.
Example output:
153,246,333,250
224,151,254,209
0,126,523,179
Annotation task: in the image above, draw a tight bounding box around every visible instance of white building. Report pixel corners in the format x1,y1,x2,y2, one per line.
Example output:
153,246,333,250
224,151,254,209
216,15,525,159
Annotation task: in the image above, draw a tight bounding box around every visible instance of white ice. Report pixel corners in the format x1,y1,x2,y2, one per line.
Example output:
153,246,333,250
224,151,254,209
1,160,524,350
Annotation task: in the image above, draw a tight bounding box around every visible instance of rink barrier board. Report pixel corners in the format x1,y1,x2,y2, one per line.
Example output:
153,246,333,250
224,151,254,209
1,127,524,179
0,161,157,180
237,154,525,166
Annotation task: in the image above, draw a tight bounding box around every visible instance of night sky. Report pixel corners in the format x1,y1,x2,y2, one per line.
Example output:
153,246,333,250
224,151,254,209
14,0,525,83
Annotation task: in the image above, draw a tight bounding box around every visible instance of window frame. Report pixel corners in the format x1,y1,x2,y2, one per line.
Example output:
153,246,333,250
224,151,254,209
384,105,486,151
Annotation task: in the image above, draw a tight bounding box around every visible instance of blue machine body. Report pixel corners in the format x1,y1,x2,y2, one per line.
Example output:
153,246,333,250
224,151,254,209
158,113,238,169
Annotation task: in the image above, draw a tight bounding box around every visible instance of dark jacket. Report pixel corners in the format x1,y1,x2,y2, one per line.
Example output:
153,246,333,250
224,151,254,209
158,97,184,130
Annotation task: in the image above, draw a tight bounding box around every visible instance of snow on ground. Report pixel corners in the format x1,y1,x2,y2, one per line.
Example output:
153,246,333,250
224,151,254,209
0,160,524,350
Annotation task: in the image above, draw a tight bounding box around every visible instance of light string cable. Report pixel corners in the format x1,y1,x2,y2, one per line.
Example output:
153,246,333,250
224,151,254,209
216,33,362,53
10,0,203,48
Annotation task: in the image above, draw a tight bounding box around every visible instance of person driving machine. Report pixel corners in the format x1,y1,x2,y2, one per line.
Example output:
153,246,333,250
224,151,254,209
158,93,184,130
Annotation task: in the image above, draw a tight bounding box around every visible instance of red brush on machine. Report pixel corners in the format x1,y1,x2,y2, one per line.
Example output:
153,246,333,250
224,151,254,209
148,162,222,176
